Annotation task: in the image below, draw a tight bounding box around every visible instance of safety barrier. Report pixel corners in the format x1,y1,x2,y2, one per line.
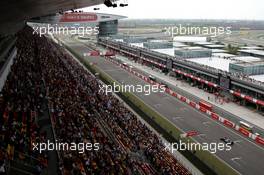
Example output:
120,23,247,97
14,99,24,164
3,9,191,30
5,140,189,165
255,137,264,145
105,56,264,147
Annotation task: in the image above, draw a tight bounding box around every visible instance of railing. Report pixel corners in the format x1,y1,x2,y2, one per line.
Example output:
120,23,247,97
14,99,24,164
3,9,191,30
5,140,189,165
0,47,17,91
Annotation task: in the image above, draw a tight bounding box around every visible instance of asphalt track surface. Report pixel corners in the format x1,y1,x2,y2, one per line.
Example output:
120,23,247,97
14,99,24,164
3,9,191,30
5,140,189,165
113,58,264,137
76,36,264,136
59,35,264,175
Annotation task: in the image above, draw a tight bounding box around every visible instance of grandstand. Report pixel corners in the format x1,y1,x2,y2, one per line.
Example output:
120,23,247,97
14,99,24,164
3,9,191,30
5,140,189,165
0,25,192,175
2,1,264,175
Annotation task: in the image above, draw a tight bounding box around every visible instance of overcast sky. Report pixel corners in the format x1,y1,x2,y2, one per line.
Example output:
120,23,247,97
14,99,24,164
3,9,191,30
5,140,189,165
82,0,264,20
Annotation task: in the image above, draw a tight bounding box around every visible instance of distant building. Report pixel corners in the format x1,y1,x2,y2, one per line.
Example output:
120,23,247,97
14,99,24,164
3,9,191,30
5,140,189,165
143,40,173,49
202,44,225,49
240,46,263,50
175,47,212,58
173,42,188,48
28,12,126,37
98,20,118,36
173,36,208,43
152,48,175,56
124,37,148,43
229,61,264,75
213,53,236,58
211,49,228,53
239,49,264,59
233,56,261,62
188,57,234,72
194,41,213,46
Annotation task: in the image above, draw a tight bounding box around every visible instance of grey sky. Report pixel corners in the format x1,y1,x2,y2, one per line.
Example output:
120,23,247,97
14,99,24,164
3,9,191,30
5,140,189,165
82,0,264,20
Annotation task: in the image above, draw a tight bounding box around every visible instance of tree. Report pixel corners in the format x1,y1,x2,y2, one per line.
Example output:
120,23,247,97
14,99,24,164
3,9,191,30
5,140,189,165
226,44,239,55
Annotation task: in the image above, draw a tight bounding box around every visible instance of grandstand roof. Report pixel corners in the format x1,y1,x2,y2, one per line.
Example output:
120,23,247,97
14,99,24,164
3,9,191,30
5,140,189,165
29,12,126,24
0,0,104,35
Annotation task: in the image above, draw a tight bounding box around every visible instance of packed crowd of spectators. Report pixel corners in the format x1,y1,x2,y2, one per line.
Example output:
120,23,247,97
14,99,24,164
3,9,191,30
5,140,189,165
0,27,48,174
0,26,192,175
